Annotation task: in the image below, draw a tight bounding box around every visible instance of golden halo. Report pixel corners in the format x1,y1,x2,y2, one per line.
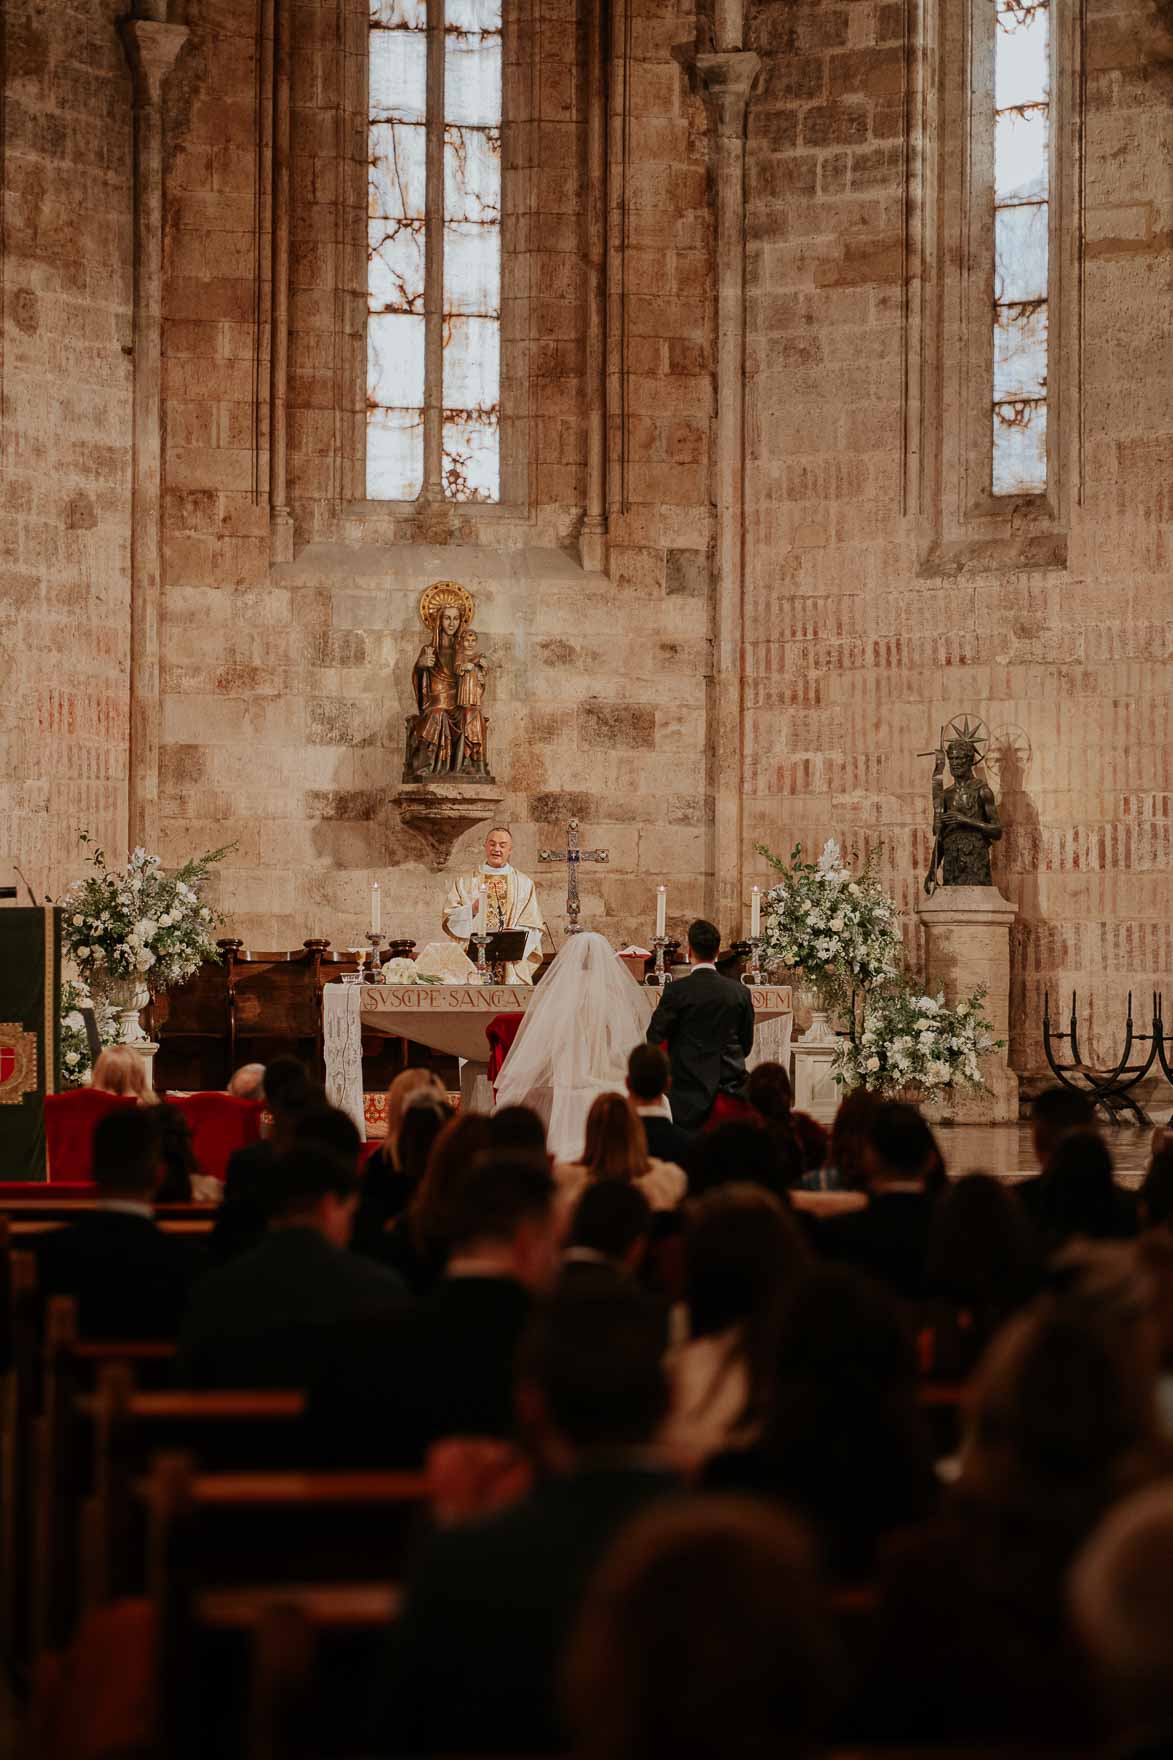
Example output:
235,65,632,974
418,581,476,633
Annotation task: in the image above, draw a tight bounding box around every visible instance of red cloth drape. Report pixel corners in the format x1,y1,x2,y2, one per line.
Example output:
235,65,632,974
486,1013,525,1094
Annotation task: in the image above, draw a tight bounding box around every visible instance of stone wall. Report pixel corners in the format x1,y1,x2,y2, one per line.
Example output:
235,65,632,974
742,0,1173,1075
0,0,134,892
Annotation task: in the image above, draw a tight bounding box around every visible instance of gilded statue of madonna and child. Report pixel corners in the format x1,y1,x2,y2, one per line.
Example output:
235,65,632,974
404,582,494,783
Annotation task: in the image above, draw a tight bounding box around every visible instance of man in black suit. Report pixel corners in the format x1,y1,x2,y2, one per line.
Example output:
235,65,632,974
174,1141,405,1388
371,1282,679,1755
815,1102,940,1302
626,1042,695,1166
37,1109,199,1338
646,918,755,1130
305,1154,563,1467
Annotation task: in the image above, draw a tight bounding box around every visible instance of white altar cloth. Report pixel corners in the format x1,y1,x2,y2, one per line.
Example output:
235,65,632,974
324,981,793,1134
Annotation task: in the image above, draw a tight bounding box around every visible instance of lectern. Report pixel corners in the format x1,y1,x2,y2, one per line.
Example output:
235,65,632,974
0,905,62,1180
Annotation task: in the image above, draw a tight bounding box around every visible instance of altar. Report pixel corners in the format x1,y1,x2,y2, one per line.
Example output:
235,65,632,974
324,980,793,1133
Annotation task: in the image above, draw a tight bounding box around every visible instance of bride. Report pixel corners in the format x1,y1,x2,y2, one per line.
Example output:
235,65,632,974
493,931,652,1162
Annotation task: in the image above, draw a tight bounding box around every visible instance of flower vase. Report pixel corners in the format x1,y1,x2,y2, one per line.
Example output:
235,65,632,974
96,975,151,1045
796,982,839,1047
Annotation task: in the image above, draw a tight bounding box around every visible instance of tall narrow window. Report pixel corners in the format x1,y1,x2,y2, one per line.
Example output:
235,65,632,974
991,0,1050,497
367,0,502,503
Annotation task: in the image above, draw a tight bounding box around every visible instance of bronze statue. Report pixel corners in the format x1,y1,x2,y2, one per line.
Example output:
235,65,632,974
923,715,1002,894
405,582,495,782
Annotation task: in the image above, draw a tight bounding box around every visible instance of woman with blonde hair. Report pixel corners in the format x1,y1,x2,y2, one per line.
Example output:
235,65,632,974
556,1092,686,1213
380,1067,446,1172
90,1045,158,1106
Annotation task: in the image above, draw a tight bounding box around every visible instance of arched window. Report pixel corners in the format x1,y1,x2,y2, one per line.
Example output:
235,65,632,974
367,0,502,503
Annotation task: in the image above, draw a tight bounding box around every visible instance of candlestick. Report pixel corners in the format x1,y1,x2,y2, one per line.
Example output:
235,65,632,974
363,929,384,983
750,885,761,938
370,881,381,936
646,935,673,989
655,885,667,938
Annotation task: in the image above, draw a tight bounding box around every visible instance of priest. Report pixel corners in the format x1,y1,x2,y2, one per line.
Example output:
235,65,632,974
443,827,544,983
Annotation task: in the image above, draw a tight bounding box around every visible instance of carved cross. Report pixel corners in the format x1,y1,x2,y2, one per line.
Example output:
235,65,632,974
538,819,609,935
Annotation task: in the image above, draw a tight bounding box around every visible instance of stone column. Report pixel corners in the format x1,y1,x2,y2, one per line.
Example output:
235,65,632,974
916,884,1020,1123
121,12,189,855
580,0,608,572
696,51,759,930
269,0,295,561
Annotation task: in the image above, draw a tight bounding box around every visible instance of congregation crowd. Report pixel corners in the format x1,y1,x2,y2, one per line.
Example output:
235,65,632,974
27,1040,1173,1760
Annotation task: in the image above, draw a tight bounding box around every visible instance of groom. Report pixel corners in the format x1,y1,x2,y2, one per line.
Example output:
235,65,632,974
646,919,755,1130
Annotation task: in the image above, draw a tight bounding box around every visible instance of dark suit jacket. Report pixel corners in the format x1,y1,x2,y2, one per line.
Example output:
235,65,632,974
305,1274,532,1468
647,966,755,1129
638,1110,696,1168
174,1225,405,1389
37,1209,200,1339
372,1464,679,1754
816,1190,937,1302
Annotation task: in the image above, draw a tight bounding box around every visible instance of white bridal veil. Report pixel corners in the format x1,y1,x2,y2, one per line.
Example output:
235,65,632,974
493,931,653,1162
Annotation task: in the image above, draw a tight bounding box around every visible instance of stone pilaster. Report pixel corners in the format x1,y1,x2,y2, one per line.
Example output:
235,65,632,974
120,14,188,854
917,885,1021,1123
696,51,759,933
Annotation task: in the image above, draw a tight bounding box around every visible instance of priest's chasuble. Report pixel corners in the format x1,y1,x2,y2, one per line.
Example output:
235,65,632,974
443,864,544,984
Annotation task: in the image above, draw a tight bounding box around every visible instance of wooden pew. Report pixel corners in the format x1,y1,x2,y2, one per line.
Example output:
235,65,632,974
1,1248,39,1672
146,1453,430,1760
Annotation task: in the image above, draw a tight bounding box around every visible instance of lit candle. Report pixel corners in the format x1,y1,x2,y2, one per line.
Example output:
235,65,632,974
370,881,381,936
750,885,761,938
655,885,667,938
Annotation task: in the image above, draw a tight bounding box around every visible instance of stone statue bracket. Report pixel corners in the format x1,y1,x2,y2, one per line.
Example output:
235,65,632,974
921,714,1003,895
404,581,496,784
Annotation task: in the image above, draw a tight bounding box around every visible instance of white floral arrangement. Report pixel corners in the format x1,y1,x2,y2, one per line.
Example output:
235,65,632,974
755,838,902,1011
380,957,443,986
59,834,233,994
58,980,120,1088
833,984,998,1096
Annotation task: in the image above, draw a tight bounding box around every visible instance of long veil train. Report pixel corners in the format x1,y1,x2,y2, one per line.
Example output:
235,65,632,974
492,932,652,1162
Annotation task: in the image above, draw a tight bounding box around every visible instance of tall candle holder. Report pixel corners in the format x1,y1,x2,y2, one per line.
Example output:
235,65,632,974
645,936,674,989
741,937,764,987
471,930,495,986
363,930,384,983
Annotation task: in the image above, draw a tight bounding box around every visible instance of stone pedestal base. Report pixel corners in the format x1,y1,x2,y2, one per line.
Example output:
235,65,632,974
792,1012,841,1124
916,884,1019,1124
395,781,504,869
128,1040,159,1089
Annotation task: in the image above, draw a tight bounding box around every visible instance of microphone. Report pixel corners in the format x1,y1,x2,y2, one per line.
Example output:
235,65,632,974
13,865,39,908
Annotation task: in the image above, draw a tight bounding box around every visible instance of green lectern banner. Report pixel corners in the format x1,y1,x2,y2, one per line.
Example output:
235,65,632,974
0,907,61,1182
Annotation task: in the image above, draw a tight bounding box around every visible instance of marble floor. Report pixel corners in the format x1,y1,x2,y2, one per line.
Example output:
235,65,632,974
936,1122,1156,1186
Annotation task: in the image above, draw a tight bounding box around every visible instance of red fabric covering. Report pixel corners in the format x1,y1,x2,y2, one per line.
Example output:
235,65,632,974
701,1090,758,1132
44,1089,139,1182
486,1012,524,1091
358,1139,384,1171
0,1180,97,1199
170,1092,265,1181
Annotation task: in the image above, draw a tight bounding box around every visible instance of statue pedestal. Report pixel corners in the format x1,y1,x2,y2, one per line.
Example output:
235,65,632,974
791,1011,841,1125
915,885,1019,1124
395,781,504,870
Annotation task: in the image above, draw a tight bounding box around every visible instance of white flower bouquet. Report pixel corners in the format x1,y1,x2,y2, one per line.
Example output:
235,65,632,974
833,983,999,1096
58,979,120,1088
59,833,233,996
380,957,443,986
755,839,902,1012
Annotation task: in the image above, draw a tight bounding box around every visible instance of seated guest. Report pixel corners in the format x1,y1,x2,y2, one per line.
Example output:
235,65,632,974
380,1111,493,1296
868,1256,1170,1744
352,1092,452,1260
686,1118,801,1202
1028,1130,1137,1252
563,1181,653,1282
90,1044,158,1106
1137,1137,1173,1232
207,1056,324,1265
1016,1084,1100,1224
815,1101,942,1300
921,1172,1039,1374
1070,1483,1173,1760
565,1499,842,1760
815,1086,882,1192
226,1061,265,1101
307,1153,561,1467
371,1282,678,1755
556,1093,686,1213
745,1061,829,1181
174,1145,404,1388
706,1265,938,1577
153,1103,198,1203
665,1184,809,1467
488,1103,552,1164
37,1110,198,1337
625,1043,695,1168
1138,1231,1173,1437
375,1068,446,1173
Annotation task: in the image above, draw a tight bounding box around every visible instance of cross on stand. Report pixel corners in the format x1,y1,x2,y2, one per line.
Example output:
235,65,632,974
538,819,609,935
